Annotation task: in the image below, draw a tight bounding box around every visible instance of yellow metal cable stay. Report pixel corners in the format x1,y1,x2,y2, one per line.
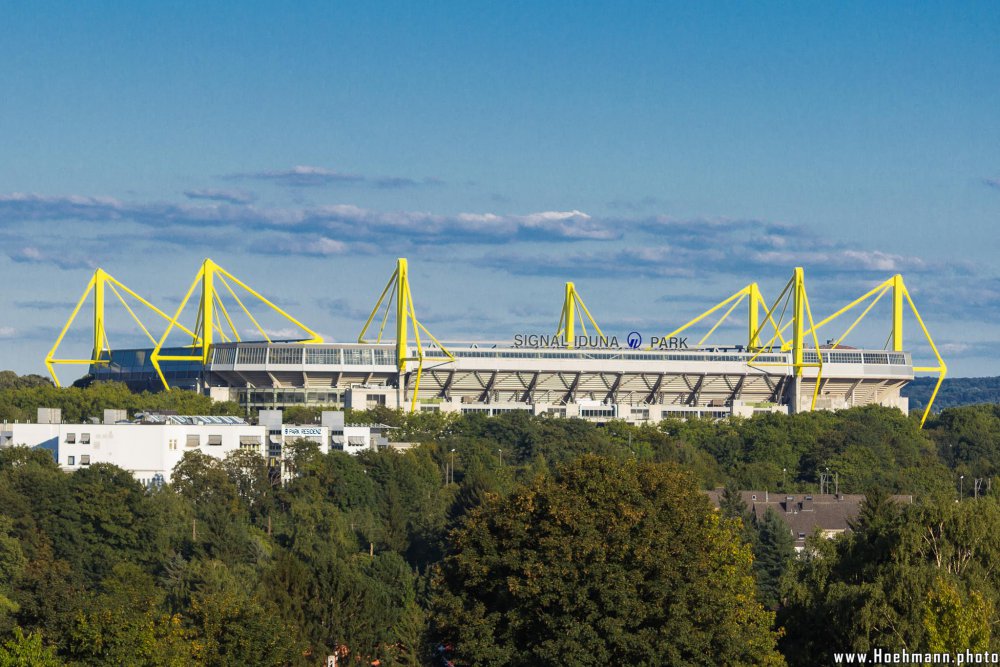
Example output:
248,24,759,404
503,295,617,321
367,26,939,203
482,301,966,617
45,268,197,387
655,282,787,350
555,282,604,347
358,258,455,413
151,258,323,391
774,274,946,427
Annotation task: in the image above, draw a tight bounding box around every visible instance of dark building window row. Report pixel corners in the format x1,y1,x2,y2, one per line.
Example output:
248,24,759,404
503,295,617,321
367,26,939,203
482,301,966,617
213,346,397,367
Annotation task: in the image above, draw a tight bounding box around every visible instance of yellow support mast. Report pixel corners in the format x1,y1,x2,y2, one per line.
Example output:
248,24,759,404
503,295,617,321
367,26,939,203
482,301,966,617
45,268,197,387
555,282,604,348
358,258,454,412
748,283,761,349
747,268,824,412
151,259,323,390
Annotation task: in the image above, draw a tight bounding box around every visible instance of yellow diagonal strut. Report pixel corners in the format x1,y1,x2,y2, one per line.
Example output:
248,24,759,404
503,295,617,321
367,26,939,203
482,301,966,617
45,268,197,387
359,258,455,412
151,259,323,391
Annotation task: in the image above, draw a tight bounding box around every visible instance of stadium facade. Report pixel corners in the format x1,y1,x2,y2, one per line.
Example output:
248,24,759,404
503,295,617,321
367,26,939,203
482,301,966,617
90,340,914,423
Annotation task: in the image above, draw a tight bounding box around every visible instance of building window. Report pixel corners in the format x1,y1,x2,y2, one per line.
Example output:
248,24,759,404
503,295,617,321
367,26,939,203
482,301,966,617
207,435,223,446
240,435,262,449
65,433,76,444
80,433,91,445
80,455,90,465
186,434,200,448
68,456,75,465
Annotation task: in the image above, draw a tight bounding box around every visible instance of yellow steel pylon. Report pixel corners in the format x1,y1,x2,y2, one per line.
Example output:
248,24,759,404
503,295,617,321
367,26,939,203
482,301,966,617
45,268,196,387
358,258,454,412
747,268,825,412
780,273,946,427
555,282,604,348
151,258,323,390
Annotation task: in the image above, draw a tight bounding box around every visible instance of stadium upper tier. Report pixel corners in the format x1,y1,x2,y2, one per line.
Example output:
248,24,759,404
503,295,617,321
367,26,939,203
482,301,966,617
90,341,914,423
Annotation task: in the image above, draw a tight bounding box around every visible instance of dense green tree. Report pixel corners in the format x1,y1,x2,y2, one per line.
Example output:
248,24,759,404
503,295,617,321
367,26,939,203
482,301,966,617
780,495,1000,665
922,576,991,656
67,463,161,584
431,455,785,666
2,388,1000,665
0,627,61,667
184,560,303,667
65,563,191,666
753,508,795,609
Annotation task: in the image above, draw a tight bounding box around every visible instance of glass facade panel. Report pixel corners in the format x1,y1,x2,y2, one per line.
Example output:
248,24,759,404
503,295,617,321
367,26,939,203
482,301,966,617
343,349,369,365
305,348,341,365
373,349,394,365
268,347,303,365
238,347,267,365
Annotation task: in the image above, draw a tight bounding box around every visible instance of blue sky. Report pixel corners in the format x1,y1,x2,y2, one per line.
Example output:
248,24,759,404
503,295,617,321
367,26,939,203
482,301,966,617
1,2,998,377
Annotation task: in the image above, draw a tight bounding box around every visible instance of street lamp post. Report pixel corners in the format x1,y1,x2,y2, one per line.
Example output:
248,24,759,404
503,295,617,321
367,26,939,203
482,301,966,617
498,448,503,468
783,468,787,489
449,448,456,484
960,475,965,501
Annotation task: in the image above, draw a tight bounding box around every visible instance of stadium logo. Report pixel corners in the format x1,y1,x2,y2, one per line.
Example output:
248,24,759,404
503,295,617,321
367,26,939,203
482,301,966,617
627,331,642,348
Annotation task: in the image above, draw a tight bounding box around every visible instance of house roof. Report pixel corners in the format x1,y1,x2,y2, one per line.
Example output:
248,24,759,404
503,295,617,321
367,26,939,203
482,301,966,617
705,489,914,547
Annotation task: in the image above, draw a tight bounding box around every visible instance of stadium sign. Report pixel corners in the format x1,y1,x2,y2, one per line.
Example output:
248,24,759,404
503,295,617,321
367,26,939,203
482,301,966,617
512,334,689,349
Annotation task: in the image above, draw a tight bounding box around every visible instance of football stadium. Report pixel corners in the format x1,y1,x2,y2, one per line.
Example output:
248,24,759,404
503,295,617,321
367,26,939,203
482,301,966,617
44,258,947,426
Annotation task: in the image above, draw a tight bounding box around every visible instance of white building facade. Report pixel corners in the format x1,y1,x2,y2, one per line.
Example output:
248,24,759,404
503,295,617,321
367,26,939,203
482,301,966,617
0,412,333,486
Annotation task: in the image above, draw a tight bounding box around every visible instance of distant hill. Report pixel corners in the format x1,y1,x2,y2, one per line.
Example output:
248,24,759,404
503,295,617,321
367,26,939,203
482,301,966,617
903,376,1000,411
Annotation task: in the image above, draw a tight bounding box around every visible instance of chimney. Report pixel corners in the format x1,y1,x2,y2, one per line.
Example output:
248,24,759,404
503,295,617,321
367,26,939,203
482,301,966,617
801,495,814,512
